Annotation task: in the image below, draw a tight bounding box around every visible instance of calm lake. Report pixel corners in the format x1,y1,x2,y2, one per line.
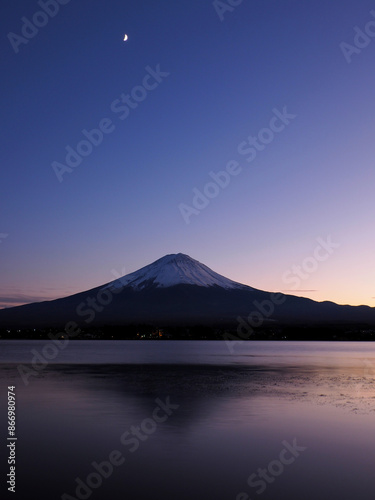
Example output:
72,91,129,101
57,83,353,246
1,341,375,499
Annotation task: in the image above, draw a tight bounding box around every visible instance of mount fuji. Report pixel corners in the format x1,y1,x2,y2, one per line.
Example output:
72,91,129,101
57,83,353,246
0,253,375,330
102,253,249,291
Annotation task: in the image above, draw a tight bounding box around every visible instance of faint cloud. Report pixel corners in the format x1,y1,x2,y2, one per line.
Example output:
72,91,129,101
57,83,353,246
340,10,375,63
0,286,80,309
0,295,51,309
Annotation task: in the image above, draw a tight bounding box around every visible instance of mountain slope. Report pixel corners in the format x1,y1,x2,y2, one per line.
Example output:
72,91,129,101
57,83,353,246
0,253,374,329
102,253,249,291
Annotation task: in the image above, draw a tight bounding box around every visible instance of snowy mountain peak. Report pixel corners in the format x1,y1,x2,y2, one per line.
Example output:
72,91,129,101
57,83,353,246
103,253,250,291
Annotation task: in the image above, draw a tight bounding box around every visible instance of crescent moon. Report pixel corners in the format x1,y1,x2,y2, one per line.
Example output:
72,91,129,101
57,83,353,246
123,34,128,41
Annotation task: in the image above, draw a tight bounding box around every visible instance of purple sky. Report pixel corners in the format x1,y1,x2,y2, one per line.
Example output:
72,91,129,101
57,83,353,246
1,0,375,308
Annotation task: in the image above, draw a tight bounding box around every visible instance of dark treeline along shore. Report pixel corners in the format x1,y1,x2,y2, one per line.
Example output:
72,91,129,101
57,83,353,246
1,322,375,341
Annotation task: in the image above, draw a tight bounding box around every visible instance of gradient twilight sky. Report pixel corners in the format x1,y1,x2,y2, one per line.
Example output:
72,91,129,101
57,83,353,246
1,0,375,309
